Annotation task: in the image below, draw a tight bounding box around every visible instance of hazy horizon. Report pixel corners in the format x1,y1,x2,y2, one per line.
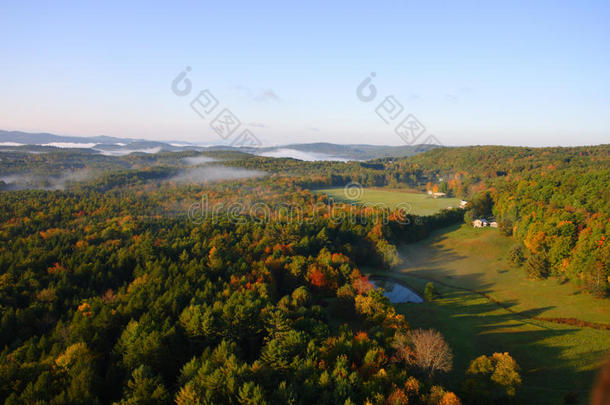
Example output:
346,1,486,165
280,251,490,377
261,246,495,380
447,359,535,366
2,128,608,149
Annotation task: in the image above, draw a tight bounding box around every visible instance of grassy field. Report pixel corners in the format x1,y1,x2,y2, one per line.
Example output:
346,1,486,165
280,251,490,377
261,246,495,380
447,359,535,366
315,187,462,215
368,224,610,404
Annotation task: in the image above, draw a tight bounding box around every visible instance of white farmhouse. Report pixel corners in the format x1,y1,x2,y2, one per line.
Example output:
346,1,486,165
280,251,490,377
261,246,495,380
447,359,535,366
472,218,490,228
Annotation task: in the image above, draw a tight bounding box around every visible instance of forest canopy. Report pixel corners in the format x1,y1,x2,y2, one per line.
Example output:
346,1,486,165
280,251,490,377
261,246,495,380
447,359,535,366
0,144,607,404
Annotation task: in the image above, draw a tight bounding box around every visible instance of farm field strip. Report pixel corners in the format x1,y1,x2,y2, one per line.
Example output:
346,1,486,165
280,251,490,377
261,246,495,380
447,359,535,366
315,187,463,216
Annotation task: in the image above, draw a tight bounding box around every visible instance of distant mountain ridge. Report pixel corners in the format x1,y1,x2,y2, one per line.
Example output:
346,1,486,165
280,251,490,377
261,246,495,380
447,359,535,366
0,130,443,161
0,130,137,145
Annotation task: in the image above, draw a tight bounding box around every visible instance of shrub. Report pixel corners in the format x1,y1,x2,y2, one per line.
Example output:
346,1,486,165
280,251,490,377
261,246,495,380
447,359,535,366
498,219,513,236
526,253,548,279
585,262,608,298
463,352,521,402
424,282,437,301
464,210,475,225
507,244,525,267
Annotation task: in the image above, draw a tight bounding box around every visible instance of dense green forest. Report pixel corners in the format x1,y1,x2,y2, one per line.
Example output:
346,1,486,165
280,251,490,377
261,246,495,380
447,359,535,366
0,144,607,404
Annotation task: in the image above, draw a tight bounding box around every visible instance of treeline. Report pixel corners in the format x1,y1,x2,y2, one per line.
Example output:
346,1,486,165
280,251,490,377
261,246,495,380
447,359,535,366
392,145,609,297
228,145,608,297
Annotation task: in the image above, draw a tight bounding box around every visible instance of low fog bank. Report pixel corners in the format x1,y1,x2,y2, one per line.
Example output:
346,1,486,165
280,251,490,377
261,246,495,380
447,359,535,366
96,147,162,156
255,148,349,162
169,166,265,184
0,169,93,190
181,156,219,165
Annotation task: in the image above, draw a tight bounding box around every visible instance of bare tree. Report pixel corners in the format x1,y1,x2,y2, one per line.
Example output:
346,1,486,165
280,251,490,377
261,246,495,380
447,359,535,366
408,328,453,378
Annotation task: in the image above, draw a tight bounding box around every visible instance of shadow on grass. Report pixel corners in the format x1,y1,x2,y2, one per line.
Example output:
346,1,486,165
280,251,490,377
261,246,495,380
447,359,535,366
397,289,600,404
386,225,606,404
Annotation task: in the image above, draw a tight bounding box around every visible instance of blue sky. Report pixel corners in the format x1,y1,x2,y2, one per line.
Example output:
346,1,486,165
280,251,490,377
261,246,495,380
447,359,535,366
1,0,609,146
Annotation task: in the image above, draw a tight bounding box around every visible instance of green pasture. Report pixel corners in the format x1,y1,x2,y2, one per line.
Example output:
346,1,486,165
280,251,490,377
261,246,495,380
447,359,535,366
316,187,462,215
368,224,610,404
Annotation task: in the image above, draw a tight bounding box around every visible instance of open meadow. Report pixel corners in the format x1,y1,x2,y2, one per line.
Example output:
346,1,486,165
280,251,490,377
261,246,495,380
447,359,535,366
368,224,610,404
316,187,463,215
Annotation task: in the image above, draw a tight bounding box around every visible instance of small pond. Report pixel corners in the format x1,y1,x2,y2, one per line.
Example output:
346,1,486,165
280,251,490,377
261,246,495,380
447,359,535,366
370,278,424,303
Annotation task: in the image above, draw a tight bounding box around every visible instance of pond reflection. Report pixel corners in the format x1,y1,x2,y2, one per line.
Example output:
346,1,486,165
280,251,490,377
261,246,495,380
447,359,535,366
370,278,423,303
